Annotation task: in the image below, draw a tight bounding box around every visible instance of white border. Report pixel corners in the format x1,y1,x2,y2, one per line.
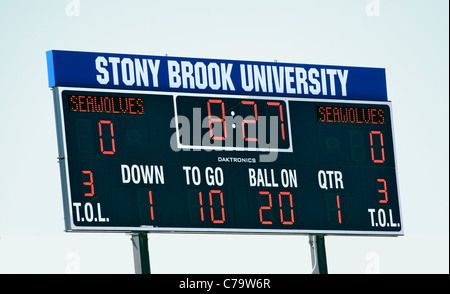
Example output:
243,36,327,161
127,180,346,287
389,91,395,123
54,86,403,236
172,92,293,152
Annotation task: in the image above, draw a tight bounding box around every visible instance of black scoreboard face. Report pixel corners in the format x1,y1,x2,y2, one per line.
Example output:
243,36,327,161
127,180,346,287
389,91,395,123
53,87,402,235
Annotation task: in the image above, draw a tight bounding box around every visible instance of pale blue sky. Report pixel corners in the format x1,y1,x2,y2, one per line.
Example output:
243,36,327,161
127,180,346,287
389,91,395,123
0,0,448,273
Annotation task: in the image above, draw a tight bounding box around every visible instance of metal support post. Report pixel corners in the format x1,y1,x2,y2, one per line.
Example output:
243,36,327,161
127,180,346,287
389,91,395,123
309,235,328,274
131,232,151,274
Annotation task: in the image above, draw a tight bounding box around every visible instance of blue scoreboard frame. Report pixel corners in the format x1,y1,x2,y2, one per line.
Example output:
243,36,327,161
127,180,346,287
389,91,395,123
48,50,403,236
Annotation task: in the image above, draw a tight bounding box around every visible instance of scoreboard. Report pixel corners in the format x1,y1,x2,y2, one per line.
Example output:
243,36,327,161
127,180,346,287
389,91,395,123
48,50,403,236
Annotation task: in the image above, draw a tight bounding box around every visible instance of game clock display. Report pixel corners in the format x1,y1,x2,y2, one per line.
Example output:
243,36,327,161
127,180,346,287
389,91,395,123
53,87,402,235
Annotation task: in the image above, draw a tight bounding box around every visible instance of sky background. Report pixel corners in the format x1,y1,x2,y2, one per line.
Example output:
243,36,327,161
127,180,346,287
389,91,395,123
0,0,448,274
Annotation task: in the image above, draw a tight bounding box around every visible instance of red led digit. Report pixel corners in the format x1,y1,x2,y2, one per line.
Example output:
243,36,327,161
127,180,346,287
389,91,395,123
207,99,227,141
370,131,385,163
82,170,94,197
148,190,155,221
279,192,294,225
209,190,225,224
241,100,258,142
267,102,286,140
198,191,205,222
336,195,342,224
98,120,116,155
377,179,388,203
258,191,273,225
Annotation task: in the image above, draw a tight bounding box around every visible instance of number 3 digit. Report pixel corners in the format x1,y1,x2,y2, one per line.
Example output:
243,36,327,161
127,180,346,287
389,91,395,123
82,170,94,197
377,179,388,203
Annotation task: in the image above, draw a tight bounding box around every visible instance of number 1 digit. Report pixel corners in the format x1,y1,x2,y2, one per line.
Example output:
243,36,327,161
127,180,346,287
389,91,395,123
148,190,155,221
336,195,342,224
